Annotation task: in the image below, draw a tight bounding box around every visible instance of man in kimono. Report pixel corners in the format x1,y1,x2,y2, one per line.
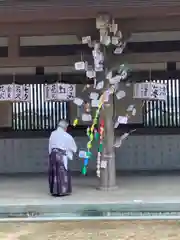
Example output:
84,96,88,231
48,120,77,196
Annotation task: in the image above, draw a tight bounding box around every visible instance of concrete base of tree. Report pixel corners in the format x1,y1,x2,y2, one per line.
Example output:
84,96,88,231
96,185,118,191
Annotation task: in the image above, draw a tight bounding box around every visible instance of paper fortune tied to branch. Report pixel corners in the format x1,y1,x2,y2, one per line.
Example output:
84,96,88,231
82,113,92,122
86,70,96,79
91,99,100,108
96,81,104,90
114,116,128,128
90,92,99,100
127,105,134,111
73,98,84,106
79,150,87,158
132,108,136,116
114,133,130,148
74,61,88,70
116,90,126,100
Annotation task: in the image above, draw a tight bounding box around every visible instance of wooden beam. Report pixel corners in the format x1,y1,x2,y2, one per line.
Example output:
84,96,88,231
0,52,179,68
0,20,96,36
0,17,180,37
0,5,180,22
114,52,180,64
0,55,91,67
118,17,180,33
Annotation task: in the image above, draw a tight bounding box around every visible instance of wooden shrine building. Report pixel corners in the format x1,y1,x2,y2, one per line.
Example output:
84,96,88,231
0,0,180,173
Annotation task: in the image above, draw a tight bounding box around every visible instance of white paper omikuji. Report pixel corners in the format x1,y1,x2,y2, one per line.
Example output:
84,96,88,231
117,30,123,39
127,105,135,111
110,23,118,34
120,132,130,140
90,92,99,100
114,139,122,148
82,36,91,44
114,132,130,148
114,116,128,128
106,71,112,80
79,151,87,158
86,70,96,79
114,46,124,55
114,120,120,128
82,113,92,122
73,98,84,106
74,61,87,70
116,90,126,100
118,116,128,124
111,36,119,45
120,70,128,80
95,65,104,72
100,35,111,46
91,99,100,107
109,75,121,84
96,81,104,90
132,108,137,116
96,170,100,177
101,160,107,169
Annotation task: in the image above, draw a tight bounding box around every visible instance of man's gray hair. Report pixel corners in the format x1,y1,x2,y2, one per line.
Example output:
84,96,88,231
58,120,69,130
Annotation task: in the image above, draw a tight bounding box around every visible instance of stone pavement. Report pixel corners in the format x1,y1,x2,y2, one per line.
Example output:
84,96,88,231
0,174,180,217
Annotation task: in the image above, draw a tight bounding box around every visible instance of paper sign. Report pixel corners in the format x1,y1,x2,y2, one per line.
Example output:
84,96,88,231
127,105,134,111
114,133,130,148
106,71,112,80
90,92,99,100
82,113,92,122
79,151,87,158
82,36,91,44
133,82,167,101
120,133,129,140
116,90,126,100
109,75,121,84
118,116,128,124
74,61,87,70
114,116,128,128
100,160,107,169
44,83,76,101
86,70,96,79
91,99,100,107
73,98,84,106
114,47,123,55
111,36,119,45
114,139,122,148
100,35,111,46
132,108,136,116
96,81,104,90
120,70,128,80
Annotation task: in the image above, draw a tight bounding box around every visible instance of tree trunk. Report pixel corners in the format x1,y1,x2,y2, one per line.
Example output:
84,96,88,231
98,92,117,190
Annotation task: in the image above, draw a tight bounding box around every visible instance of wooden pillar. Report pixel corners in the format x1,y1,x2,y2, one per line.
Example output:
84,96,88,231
8,35,19,59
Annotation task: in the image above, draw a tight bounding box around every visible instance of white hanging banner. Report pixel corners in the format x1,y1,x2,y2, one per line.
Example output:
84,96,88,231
0,85,12,101
44,83,76,101
0,84,31,102
133,82,167,101
13,84,31,102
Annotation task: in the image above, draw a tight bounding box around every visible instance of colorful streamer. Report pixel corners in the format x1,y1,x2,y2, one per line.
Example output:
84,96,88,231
96,119,105,177
81,96,104,175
